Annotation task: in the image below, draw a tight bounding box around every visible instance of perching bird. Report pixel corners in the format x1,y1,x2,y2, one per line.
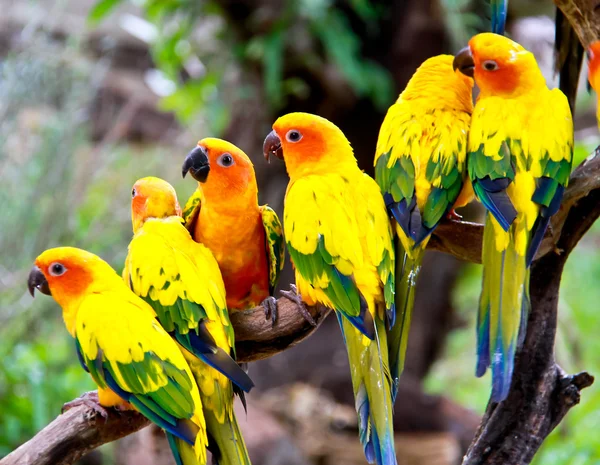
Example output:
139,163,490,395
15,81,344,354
587,40,600,126
263,113,397,465
374,54,474,397
28,247,208,465
124,177,254,465
181,138,290,325
453,33,573,402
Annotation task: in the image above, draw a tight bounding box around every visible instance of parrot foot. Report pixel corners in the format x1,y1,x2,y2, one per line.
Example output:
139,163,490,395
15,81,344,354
447,208,463,220
62,390,108,420
261,296,278,326
280,284,317,327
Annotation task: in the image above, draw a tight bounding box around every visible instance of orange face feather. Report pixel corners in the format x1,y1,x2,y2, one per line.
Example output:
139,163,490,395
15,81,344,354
131,177,182,233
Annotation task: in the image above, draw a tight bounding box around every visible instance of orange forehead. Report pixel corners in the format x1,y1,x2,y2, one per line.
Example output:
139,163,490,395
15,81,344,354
133,177,177,199
198,137,252,167
35,247,95,295
589,41,600,76
272,113,333,157
469,33,525,67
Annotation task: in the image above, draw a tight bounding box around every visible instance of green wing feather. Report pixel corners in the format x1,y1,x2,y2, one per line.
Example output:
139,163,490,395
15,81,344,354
259,205,285,295
182,189,203,234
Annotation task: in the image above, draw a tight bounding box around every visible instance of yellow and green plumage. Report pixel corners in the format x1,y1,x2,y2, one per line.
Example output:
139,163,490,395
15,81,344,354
264,113,396,465
124,177,253,465
374,55,474,395
30,247,208,465
454,33,573,402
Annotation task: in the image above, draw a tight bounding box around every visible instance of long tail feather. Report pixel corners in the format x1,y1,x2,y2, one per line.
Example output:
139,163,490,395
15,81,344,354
166,426,206,465
339,315,396,465
388,237,423,403
478,214,529,402
490,0,508,35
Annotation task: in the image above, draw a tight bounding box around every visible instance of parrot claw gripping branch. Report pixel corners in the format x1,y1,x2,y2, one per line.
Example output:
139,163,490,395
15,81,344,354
11,3,600,464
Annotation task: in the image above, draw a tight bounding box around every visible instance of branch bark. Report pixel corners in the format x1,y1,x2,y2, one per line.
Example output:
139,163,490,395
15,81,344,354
554,0,600,48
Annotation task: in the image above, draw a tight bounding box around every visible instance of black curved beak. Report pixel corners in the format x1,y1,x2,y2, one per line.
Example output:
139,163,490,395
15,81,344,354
182,146,211,183
453,46,475,78
28,266,51,297
263,130,283,162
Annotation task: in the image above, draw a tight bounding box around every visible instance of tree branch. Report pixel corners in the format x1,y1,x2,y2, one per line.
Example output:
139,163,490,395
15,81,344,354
554,0,600,48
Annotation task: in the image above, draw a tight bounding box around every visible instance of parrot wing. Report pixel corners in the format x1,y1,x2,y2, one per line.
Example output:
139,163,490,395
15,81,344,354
125,217,253,393
259,205,285,295
76,292,202,447
527,89,573,265
182,188,203,234
285,174,394,340
468,106,518,231
375,104,469,246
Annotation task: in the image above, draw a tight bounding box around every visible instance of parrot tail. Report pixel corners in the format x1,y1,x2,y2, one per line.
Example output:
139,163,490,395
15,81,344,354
477,214,529,403
388,238,423,403
338,314,396,465
166,422,207,465
206,406,251,465
489,0,508,35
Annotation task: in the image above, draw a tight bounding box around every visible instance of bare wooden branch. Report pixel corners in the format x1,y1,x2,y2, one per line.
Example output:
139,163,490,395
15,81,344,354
554,0,600,48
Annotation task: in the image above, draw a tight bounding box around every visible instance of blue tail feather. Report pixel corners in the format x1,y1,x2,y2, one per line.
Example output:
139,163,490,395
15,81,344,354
490,0,508,35
476,304,491,378
474,178,517,231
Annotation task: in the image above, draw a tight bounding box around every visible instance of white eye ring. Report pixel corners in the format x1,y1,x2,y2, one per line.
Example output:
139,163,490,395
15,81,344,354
217,153,235,167
482,60,499,71
286,130,302,143
48,262,67,277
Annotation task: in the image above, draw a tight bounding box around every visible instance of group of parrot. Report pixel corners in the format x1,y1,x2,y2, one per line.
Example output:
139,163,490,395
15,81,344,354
26,4,598,462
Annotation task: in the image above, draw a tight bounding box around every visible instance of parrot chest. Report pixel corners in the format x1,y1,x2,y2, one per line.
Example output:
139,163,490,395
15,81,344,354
195,207,269,310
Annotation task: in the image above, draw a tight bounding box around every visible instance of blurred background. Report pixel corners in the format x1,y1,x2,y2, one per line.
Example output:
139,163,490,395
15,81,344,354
0,0,599,464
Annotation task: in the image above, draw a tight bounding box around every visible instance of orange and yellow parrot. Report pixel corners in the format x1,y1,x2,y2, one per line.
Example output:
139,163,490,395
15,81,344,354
374,55,474,396
587,40,600,126
453,33,573,402
124,177,253,465
263,113,397,465
181,138,293,325
28,247,208,465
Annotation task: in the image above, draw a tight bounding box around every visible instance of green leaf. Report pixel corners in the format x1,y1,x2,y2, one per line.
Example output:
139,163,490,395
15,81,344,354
88,0,123,25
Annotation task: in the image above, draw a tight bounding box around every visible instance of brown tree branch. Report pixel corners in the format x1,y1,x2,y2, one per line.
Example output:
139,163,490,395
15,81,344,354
554,0,600,48
4,150,598,465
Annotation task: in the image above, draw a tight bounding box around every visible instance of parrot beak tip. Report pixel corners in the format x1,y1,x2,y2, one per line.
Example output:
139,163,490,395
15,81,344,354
182,146,211,183
263,130,283,162
453,46,475,78
27,266,51,297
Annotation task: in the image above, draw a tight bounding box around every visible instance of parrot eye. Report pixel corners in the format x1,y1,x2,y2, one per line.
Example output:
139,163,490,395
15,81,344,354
286,130,303,143
131,188,137,198
217,153,234,167
48,262,67,277
482,60,499,71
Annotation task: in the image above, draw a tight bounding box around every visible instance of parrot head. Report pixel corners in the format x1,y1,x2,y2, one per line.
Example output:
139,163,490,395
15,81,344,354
263,112,355,179
28,247,120,334
453,32,545,97
182,138,257,201
587,41,600,94
131,177,182,233
400,54,474,113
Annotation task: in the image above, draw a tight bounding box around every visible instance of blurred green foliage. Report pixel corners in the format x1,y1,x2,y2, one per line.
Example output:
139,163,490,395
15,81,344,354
88,0,393,126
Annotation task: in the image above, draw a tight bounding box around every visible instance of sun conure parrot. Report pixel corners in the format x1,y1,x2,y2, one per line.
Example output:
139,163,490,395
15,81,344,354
263,112,397,465
374,54,474,394
28,247,208,465
123,177,254,465
181,138,296,325
587,41,600,126
453,33,573,402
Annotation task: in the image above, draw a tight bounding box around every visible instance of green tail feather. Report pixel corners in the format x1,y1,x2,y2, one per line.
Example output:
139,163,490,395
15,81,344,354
478,214,529,402
339,315,396,465
388,237,423,403
192,368,251,465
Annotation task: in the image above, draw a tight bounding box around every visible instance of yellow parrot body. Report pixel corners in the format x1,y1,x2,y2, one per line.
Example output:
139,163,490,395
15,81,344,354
454,33,573,401
124,177,253,465
30,247,208,465
374,55,474,388
263,113,396,465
